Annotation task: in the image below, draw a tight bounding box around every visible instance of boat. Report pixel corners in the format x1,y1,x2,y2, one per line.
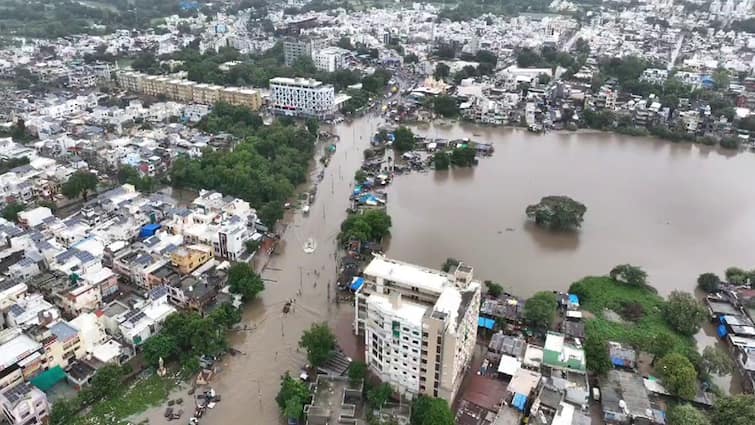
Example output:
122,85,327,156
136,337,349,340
302,205,310,215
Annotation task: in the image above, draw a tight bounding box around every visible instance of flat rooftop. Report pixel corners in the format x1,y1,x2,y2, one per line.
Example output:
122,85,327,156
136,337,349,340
364,256,450,295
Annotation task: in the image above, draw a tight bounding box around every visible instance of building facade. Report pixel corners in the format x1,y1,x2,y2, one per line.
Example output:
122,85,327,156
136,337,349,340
283,40,312,66
269,77,335,118
354,256,480,403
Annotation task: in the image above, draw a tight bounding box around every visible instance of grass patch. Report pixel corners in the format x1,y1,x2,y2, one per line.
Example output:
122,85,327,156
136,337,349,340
570,276,694,353
72,373,176,425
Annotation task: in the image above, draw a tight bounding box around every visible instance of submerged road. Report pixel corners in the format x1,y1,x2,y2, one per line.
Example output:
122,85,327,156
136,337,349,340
130,115,383,425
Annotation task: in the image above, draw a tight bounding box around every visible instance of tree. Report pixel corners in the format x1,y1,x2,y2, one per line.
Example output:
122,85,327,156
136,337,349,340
719,137,741,150
50,399,77,425
525,196,587,230
663,291,707,336
227,262,265,302
208,303,242,329
276,372,311,417
433,152,450,170
701,346,733,376
1,202,25,222
348,361,367,384
434,63,450,80
355,169,368,183
404,53,419,63
524,291,557,330
712,68,730,91
648,332,675,364
697,273,721,293
411,396,454,425
337,36,354,50
362,210,392,241
88,364,124,400
609,264,648,287
658,352,698,399
299,323,336,368
667,404,710,425
61,170,98,200
305,118,319,135
432,95,459,118
538,73,551,85
484,281,503,298
450,146,475,166
284,396,304,421
367,383,393,408
725,266,749,285
143,334,178,367
441,258,460,273
584,333,611,375
711,395,755,425
517,48,544,67
393,126,415,152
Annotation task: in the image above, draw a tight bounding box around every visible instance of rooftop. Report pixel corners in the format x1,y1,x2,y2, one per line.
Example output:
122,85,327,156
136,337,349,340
364,255,451,295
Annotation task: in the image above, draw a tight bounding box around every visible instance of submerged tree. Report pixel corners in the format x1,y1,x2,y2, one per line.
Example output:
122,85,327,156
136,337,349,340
525,196,587,230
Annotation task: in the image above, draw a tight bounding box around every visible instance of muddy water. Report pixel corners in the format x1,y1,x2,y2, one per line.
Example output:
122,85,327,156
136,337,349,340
136,118,755,424
386,123,755,297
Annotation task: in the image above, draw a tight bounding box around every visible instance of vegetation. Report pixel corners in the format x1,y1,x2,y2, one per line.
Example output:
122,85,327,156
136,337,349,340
434,63,450,80
441,257,460,273
701,346,733,376
348,361,367,384
227,262,265,301
724,266,751,285
667,404,710,425
170,102,315,225
432,152,450,170
663,291,707,336
524,291,557,330
609,264,648,287
657,352,698,399
432,95,460,118
584,333,612,375
299,322,336,368
367,383,393,408
711,395,755,425
61,170,98,200
697,273,721,293
0,156,30,174
339,210,392,243
276,372,312,422
569,277,693,355
116,166,158,193
1,202,25,222
484,281,504,298
525,196,587,230
393,126,416,152
410,396,455,425
450,146,476,167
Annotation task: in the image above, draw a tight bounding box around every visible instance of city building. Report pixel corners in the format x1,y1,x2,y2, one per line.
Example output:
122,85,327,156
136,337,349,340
353,255,481,403
283,39,313,66
312,47,348,73
269,77,335,118
0,382,49,425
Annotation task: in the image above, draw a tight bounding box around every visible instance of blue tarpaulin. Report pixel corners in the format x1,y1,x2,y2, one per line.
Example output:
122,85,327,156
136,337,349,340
139,223,161,239
350,277,365,292
478,317,495,330
353,185,363,195
611,357,625,367
512,393,528,411
718,324,728,338
568,294,580,306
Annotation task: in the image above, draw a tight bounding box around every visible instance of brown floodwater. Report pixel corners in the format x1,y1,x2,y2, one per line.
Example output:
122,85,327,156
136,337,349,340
385,123,755,298
134,117,755,424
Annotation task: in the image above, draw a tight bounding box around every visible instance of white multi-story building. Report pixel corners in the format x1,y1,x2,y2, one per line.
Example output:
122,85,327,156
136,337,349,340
312,47,347,73
0,382,49,425
269,77,335,118
354,256,481,403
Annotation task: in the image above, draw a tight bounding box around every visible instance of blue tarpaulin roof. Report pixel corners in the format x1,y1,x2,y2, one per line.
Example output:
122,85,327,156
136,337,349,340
350,277,365,292
353,185,363,195
612,357,625,367
568,294,580,306
718,324,728,338
478,317,495,330
512,393,528,411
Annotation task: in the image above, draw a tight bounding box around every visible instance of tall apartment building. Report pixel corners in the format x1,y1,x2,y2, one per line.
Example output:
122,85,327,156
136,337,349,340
283,39,312,66
269,77,335,118
115,71,262,111
354,256,481,403
312,47,347,73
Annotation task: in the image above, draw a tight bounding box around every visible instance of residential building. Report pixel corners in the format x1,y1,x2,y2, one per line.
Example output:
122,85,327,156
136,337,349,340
354,255,481,403
283,39,312,66
312,47,347,73
0,330,44,390
170,245,213,275
0,382,49,425
269,77,335,118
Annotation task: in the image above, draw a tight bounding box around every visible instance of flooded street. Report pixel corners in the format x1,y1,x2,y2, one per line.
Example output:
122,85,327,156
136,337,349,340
386,123,755,297
136,117,755,424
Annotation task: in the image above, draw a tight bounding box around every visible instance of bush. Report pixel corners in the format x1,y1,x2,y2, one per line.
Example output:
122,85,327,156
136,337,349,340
697,273,721,293
663,291,707,337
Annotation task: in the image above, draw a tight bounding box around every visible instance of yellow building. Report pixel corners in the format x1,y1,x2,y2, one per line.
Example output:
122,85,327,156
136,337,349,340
171,245,214,275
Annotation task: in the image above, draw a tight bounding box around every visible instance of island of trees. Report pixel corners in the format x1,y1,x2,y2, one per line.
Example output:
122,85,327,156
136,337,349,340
525,196,587,230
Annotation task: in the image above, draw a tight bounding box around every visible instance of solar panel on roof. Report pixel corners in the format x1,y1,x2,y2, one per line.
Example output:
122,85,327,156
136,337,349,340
124,310,146,324
150,286,168,300
9,304,25,317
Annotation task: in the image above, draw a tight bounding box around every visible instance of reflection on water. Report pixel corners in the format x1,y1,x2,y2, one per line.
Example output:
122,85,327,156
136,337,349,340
522,221,581,252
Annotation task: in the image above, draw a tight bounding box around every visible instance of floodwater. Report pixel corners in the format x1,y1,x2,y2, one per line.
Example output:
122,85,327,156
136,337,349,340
134,117,755,424
385,123,755,297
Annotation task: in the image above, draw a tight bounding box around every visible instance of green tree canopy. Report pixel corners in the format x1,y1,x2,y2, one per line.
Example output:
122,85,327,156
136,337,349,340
348,361,367,384
434,63,450,80
433,152,450,170
524,291,557,330
393,126,415,152
276,372,311,419
526,196,587,230
609,264,648,287
658,352,698,399
663,291,707,336
584,333,611,375
697,273,721,293
411,396,454,425
299,322,336,368
339,210,392,243
50,399,77,425
432,95,459,118
725,266,749,285
667,404,709,425
484,281,503,298
711,395,755,425
61,170,98,200
1,202,25,222
367,383,393,408
227,262,265,302
701,345,733,376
